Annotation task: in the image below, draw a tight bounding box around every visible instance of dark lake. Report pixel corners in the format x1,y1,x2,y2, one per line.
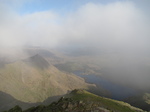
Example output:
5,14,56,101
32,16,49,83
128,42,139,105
74,71,137,100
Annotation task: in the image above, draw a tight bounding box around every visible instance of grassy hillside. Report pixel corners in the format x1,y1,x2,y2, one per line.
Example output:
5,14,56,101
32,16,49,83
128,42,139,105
0,55,95,103
65,89,144,112
5,89,144,112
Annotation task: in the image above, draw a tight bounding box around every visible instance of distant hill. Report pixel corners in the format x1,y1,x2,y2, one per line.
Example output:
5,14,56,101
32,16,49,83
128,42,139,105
24,48,57,58
5,89,144,112
23,54,50,69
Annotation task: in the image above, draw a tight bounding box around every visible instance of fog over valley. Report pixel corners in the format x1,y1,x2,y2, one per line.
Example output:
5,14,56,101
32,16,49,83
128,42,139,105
0,0,150,111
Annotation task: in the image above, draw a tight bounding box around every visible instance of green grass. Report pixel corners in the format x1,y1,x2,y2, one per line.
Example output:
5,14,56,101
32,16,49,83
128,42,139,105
66,89,143,112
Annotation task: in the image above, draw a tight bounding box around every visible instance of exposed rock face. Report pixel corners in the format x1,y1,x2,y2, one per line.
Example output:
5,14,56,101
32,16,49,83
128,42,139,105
6,98,111,112
46,97,111,112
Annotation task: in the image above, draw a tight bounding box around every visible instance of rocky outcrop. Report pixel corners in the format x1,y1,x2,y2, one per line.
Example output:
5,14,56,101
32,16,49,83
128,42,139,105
5,89,144,112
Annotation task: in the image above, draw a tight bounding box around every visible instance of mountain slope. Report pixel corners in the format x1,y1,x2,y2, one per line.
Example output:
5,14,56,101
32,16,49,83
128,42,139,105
64,89,144,112
125,93,150,111
0,55,95,103
6,89,144,112
0,91,39,112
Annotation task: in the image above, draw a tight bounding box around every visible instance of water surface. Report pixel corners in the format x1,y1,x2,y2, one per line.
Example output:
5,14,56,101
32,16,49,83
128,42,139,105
74,71,137,100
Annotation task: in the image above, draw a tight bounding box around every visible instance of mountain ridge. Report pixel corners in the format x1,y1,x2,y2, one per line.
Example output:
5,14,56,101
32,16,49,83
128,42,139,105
5,89,144,112
0,55,95,103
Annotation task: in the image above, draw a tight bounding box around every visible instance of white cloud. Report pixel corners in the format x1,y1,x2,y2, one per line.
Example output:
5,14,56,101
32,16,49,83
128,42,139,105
61,1,150,52
0,1,149,51
0,6,62,47
0,0,150,89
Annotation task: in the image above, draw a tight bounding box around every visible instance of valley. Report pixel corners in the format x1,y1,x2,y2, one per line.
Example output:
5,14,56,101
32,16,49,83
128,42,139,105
0,47,150,111
1,0,150,111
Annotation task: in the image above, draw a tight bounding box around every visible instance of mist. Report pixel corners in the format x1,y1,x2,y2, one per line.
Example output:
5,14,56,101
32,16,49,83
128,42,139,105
0,1,150,90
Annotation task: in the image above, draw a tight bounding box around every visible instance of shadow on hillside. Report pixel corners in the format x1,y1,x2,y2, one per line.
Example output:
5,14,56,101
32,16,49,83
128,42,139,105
0,91,62,112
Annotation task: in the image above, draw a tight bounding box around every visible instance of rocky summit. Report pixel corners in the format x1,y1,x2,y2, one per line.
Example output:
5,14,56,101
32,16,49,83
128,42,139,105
5,89,144,112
